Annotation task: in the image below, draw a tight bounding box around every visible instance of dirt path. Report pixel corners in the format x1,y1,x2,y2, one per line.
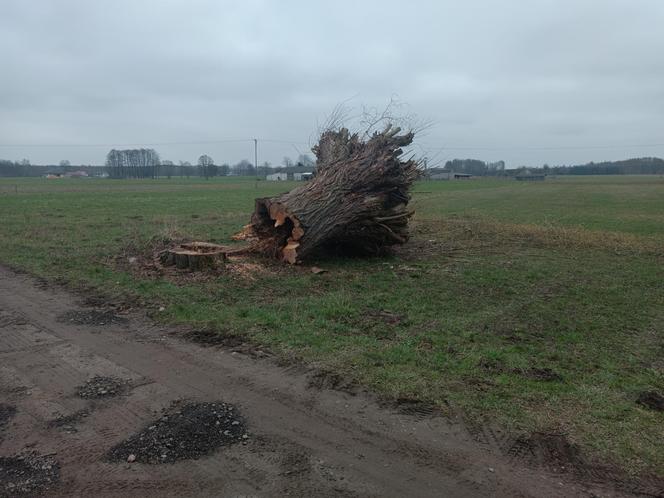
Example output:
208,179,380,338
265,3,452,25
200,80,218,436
0,266,654,497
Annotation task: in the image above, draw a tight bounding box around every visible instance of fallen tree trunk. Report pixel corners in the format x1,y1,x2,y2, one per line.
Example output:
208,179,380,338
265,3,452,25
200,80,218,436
241,125,419,263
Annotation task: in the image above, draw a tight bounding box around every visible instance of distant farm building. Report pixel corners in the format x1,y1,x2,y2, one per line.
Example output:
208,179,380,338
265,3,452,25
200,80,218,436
429,172,451,180
426,170,473,180
515,170,545,181
267,168,315,181
64,170,89,178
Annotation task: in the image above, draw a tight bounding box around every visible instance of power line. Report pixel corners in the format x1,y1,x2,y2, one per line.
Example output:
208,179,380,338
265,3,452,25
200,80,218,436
257,139,311,146
0,139,255,148
0,138,314,148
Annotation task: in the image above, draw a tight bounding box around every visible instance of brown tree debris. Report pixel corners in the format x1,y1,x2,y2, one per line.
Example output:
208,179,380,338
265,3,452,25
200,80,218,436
240,125,419,263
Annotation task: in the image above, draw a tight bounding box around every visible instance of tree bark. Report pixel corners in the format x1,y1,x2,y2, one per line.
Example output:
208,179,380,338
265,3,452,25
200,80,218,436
241,125,419,263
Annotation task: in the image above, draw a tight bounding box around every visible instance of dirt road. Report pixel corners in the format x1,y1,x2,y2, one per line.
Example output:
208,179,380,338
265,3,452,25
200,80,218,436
0,266,656,497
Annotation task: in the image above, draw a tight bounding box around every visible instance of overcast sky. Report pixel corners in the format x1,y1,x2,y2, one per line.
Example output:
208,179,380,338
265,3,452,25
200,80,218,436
1,0,663,168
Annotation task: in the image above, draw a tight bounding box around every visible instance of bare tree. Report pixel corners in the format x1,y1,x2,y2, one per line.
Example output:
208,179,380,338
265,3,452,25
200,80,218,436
105,149,160,179
257,161,272,177
219,163,230,176
232,159,255,176
179,161,193,179
296,154,314,168
162,160,175,179
198,154,214,180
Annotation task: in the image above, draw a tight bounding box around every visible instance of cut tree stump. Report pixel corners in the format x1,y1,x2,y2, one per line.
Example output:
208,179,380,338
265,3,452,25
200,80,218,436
158,242,227,271
238,125,419,263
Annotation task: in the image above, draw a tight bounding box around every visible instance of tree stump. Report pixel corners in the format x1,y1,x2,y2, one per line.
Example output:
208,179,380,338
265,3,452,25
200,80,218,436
239,125,419,263
158,242,227,271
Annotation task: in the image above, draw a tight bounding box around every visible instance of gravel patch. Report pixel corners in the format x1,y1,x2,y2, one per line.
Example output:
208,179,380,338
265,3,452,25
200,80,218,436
76,376,128,399
106,401,248,464
47,408,91,433
0,453,60,496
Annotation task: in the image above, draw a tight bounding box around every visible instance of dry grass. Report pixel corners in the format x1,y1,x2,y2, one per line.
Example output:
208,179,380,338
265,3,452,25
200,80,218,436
415,216,664,256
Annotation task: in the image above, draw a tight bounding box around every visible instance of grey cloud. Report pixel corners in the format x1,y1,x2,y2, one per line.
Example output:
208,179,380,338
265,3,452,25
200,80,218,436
1,0,663,167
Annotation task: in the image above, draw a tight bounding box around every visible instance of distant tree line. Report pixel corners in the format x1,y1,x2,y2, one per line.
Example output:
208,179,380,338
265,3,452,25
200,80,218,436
159,153,315,179
5,154,664,179
538,157,664,175
0,151,317,178
427,157,664,177
0,159,35,177
105,148,161,179
0,159,103,177
442,159,506,176
159,158,250,179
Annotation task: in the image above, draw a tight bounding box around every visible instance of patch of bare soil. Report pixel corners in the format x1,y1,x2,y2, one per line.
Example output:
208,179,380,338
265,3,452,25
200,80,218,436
179,329,272,359
0,404,16,427
182,329,244,348
519,367,563,382
394,219,494,262
508,432,587,474
106,401,248,464
117,235,345,289
307,370,357,395
0,453,60,497
119,245,279,285
58,309,128,326
478,360,563,382
225,257,272,281
353,308,407,341
76,376,128,399
47,408,91,433
505,432,664,496
636,390,664,412
0,404,16,440
366,309,405,325
391,397,441,418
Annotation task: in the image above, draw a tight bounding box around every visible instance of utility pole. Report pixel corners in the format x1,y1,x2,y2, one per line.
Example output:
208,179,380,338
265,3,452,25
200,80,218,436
254,138,258,189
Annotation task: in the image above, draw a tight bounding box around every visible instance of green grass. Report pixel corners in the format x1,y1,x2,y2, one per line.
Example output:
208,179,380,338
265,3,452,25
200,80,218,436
413,175,664,238
1,175,663,475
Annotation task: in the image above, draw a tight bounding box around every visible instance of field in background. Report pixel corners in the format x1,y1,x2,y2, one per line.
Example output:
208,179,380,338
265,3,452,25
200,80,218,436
1,175,663,475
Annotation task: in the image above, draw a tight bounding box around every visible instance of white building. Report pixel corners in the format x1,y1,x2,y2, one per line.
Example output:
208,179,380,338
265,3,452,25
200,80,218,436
429,172,451,180
266,173,288,181
293,172,314,181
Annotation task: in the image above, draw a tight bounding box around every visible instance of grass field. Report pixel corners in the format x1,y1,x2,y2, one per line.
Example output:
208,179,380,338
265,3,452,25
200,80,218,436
1,175,663,475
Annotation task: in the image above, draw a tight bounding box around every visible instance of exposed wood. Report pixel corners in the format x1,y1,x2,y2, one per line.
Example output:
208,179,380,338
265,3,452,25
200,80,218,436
240,125,419,263
158,242,227,271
